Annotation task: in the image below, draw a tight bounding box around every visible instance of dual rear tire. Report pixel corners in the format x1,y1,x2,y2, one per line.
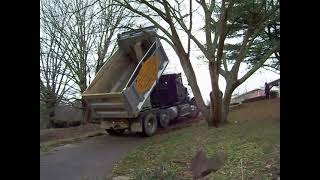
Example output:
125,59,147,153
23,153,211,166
105,110,171,137
142,110,171,137
142,113,158,137
104,113,160,137
158,111,170,128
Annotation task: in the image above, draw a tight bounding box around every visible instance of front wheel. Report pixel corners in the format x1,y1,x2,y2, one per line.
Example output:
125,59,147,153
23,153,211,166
142,113,158,137
106,128,125,136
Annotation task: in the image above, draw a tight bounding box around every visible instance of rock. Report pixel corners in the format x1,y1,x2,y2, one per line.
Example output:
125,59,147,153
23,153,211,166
190,150,208,178
207,151,227,172
190,150,227,179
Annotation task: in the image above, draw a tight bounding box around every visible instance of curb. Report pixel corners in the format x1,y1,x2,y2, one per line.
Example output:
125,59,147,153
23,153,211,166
40,130,105,153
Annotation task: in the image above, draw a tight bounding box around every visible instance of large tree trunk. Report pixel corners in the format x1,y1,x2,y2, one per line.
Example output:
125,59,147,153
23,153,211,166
47,103,56,128
209,61,222,127
45,93,57,128
81,99,91,124
80,79,91,124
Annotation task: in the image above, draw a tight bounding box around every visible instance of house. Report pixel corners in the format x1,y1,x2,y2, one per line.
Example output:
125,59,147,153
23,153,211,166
268,78,280,97
269,78,280,87
231,88,265,104
231,78,280,104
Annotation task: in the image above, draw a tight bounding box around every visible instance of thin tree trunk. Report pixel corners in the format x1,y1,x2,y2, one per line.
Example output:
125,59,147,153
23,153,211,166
209,91,214,126
174,49,210,121
95,58,103,74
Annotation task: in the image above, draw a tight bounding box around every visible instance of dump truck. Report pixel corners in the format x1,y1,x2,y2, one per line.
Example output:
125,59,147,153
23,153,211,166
82,27,199,136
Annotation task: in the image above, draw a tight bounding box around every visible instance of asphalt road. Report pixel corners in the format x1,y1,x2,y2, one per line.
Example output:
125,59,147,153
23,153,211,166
40,133,145,180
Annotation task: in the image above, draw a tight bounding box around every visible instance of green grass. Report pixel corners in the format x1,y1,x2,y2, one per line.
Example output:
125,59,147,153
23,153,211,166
112,99,280,179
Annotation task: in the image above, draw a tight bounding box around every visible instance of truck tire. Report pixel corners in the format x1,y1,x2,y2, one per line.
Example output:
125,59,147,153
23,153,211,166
158,111,170,128
106,128,125,136
190,97,197,106
142,113,158,137
188,105,200,118
188,97,200,118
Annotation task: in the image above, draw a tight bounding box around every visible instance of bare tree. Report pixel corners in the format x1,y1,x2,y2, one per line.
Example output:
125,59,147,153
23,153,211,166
40,14,74,127
94,0,128,74
116,0,280,127
40,0,132,123
40,0,93,123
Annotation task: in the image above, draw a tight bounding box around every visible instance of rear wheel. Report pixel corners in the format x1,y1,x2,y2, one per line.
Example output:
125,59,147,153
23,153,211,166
142,113,158,137
158,111,170,128
106,128,125,136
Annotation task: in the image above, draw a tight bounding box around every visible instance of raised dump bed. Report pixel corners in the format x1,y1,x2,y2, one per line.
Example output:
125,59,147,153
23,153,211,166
82,27,169,120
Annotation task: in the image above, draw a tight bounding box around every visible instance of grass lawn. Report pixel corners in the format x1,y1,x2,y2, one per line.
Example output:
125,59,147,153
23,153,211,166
112,98,280,179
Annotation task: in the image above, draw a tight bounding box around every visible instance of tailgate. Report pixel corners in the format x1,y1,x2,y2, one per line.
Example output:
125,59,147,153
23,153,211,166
82,92,133,119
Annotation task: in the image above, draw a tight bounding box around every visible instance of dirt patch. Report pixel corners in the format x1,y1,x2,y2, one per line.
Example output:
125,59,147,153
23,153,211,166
229,98,280,123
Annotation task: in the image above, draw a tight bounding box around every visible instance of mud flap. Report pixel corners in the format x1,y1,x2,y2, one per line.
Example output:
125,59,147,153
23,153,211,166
130,121,143,132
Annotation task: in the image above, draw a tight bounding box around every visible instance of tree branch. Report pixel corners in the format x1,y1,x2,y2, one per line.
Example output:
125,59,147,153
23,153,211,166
138,0,168,22
167,3,207,56
216,0,234,67
230,29,252,75
237,42,280,85
187,0,192,58
115,0,173,41
222,53,228,72
155,34,175,50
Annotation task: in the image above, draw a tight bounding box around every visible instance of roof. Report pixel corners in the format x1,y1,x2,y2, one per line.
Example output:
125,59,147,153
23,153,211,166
244,88,263,94
232,88,263,99
268,78,280,86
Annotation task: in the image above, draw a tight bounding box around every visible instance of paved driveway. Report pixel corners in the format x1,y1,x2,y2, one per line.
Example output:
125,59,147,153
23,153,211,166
40,133,144,180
